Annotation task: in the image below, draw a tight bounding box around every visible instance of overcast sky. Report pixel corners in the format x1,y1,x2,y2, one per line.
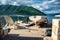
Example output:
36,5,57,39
0,0,60,14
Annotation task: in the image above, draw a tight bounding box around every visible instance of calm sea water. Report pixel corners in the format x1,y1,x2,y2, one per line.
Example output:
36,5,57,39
46,15,54,23
2,15,54,26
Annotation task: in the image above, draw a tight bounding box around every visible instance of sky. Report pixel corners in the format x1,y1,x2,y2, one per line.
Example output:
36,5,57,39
0,0,60,14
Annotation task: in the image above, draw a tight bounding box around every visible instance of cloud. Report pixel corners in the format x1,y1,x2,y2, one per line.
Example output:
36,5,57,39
7,0,34,6
0,0,60,14
42,0,60,8
31,4,44,10
38,0,60,14
15,0,33,4
30,0,60,11
44,9,60,14
11,2,18,5
0,0,7,5
40,0,56,9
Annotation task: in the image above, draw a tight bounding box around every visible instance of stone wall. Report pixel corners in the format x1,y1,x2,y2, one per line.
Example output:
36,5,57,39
52,19,60,40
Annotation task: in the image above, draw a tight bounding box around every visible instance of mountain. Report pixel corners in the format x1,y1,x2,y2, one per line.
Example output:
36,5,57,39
0,5,45,15
46,13,60,15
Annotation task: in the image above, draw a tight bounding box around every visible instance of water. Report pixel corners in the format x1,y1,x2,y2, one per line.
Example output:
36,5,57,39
2,15,54,26
46,15,54,23
2,16,29,26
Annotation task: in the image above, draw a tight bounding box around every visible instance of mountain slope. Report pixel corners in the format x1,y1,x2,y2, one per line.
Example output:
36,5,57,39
0,5,45,15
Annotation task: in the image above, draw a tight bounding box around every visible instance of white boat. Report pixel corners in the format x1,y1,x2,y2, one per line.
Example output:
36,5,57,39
55,14,60,17
29,16,47,26
29,16,42,22
29,16,47,22
15,20,23,24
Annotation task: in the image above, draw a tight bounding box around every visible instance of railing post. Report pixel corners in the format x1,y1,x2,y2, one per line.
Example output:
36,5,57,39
0,17,3,38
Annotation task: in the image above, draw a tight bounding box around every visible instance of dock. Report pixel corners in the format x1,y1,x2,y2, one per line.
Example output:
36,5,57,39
3,26,51,40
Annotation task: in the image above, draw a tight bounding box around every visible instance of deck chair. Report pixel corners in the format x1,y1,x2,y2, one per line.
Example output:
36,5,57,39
4,16,16,29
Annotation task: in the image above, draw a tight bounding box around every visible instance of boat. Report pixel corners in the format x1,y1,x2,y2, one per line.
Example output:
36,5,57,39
1,15,52,40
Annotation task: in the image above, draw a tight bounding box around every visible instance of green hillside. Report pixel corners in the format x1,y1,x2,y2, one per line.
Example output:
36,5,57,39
0,5,45,15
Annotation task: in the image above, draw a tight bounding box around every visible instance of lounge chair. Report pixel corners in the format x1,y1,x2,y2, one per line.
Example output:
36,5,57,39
4,16,15,29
